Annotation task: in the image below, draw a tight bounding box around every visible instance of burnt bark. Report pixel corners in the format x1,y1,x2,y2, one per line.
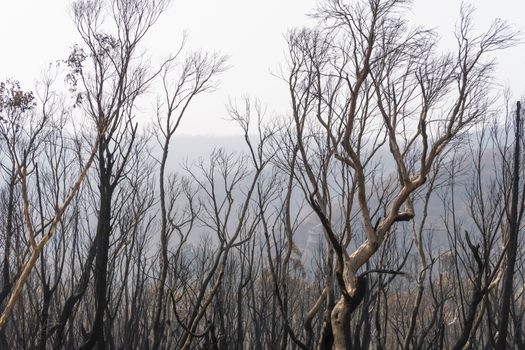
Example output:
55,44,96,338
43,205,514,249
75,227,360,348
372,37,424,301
496,101,521,350
80,141,115,350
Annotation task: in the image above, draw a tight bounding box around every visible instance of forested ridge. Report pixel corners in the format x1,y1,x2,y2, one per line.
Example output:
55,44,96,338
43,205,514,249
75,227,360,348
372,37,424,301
0,0,524,349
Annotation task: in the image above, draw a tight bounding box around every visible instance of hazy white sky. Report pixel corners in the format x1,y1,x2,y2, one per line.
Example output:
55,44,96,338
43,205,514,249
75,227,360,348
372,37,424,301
1,0,524,135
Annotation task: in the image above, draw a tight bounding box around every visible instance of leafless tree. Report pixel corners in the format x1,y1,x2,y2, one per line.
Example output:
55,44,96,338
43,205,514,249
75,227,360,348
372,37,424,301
152,48,227,349
279,1,517,348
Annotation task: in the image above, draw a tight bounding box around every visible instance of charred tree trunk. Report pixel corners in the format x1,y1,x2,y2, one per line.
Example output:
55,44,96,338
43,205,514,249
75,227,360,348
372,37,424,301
451,231,486,350
0,174,15,306
152,138,170,350
496,101,521,350
0,173,16,348
51,238,96,348
81,141,114,350
36,278,52,350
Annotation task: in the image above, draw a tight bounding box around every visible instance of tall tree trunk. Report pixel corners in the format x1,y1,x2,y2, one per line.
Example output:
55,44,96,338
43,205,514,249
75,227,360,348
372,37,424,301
0,173,15,348
91,177,112,350
152,139,170,350
496,101,521,350
36,283,51,350
0,174,15,306
81,145,114,350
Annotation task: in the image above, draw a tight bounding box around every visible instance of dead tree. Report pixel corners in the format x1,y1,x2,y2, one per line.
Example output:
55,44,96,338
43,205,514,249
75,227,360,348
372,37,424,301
283,1,517,348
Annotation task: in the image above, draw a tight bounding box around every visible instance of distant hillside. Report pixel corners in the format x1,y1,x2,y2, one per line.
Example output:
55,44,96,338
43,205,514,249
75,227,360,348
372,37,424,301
166,134,248,170
160,133,509,272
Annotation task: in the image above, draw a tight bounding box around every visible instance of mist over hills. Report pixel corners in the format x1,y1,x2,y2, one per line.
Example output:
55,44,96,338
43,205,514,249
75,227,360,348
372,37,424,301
160,131,507,273
167,135,248,170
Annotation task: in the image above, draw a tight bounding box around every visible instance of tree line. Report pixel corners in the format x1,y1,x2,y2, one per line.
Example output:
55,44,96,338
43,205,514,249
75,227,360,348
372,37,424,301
0,0,523,349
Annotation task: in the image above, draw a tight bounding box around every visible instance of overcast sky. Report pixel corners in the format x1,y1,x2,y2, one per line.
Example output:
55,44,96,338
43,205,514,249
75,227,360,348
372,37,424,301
1,0,524,135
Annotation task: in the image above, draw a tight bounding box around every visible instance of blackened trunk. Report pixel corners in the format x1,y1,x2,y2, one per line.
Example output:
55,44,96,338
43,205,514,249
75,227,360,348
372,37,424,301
496,101,521,350
51,240,96,348
36,285,51,350
91,180,112,350
81,148,113,350
0,175,15,348
0,174,16,306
